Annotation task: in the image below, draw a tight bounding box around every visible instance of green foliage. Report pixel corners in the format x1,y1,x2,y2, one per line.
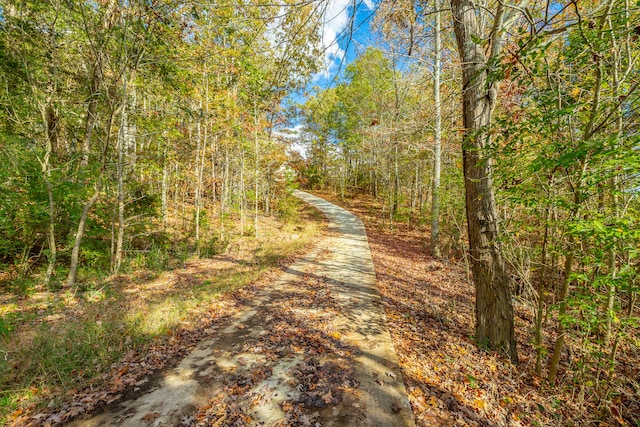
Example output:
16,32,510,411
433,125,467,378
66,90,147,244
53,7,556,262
275,194,301,223
199,235,229,258
304,161,327,190
0,145,46,261
0,0,325,283
492,0,640,403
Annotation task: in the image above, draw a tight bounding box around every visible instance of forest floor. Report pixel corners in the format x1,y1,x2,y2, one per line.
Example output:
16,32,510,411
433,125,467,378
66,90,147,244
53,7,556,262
2,199,323,426
6,191,638,426
11,192,415,427
316,190,639,427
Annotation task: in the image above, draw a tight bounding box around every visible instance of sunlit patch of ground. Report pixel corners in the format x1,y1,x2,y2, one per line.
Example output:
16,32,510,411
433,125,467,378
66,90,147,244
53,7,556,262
2,204,326,426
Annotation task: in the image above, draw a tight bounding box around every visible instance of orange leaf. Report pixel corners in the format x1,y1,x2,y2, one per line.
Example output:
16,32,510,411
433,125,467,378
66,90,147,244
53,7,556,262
142,412,160,422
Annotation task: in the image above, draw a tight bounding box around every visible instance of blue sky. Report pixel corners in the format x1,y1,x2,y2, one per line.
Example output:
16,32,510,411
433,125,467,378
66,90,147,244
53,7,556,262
276,0,379,151
288,0,378,106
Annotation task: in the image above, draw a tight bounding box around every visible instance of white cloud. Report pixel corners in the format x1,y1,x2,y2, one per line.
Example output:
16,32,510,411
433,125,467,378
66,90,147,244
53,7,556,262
312,0,375,81
273,124,305,140
274,124,310,158
362,0,375,10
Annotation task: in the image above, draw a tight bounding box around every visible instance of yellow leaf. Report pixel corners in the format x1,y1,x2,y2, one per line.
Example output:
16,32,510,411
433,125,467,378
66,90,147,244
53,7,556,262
428,396,439,407
472,398,487,410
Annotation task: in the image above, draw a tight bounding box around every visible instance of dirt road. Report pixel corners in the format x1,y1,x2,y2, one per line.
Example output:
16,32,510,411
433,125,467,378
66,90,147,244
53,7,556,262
67,191,414,426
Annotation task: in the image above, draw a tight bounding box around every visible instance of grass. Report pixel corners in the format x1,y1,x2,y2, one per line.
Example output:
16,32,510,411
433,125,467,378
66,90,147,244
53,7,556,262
0,196,324,424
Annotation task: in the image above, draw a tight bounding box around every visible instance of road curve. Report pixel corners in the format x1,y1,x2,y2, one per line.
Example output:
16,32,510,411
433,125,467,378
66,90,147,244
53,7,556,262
293,190,415,426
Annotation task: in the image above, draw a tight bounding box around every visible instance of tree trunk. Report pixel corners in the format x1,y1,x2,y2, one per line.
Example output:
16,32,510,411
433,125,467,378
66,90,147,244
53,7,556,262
39,106,57,287
253,100,260,238
67,185,101,288
548,247,574,384
161,142,168,228
240,146,246,236
220,145,230,241
66,112,113,288
211,136,217,202
114,82,127,274
430,2,442,258
451,0,518,362
195,119,203,256
393,143,399,217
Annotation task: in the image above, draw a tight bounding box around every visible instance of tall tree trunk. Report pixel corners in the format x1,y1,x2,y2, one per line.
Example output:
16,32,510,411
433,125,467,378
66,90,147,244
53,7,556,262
114,9,134,274
240,146,246,236
66,114,114,288
114,86,127,274
451,0,518,362
393,143,399,217
430,1,442,258
604,10,626,348
195,119,203,256
253,100,260,238
220,145,230,241
40,105,57,287
211,137,217,202
161,141,168,228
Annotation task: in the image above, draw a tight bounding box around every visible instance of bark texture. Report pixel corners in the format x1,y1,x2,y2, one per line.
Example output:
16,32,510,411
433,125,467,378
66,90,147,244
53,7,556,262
451,0,518,362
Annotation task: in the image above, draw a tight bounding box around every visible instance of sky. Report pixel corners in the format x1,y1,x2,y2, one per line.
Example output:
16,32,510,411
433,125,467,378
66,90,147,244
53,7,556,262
313,0,376,81
289,0,378,104
277,0,378,151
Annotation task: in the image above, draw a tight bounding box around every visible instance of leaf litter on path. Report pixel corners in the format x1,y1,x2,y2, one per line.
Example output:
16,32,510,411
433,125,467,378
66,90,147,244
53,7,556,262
194,268,360,426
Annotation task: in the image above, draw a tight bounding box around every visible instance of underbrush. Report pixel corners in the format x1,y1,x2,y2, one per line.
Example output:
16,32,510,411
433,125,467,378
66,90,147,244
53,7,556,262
320,191,640,427
0,197,324,424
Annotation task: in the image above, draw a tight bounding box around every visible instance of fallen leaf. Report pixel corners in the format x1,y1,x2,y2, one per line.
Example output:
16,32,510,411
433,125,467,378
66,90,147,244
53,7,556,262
180,414,195,426
142,412,160,422
472,398,486,410
10,408,24,420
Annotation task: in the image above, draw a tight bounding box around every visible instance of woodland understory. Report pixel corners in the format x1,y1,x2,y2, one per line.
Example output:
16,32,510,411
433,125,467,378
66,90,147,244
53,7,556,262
319,191,640,427
1,0,323,420
1,0,639,426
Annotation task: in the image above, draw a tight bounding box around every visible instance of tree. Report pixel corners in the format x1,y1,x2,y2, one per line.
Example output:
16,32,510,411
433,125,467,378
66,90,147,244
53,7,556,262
449,0,525,362
430,0,443,258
